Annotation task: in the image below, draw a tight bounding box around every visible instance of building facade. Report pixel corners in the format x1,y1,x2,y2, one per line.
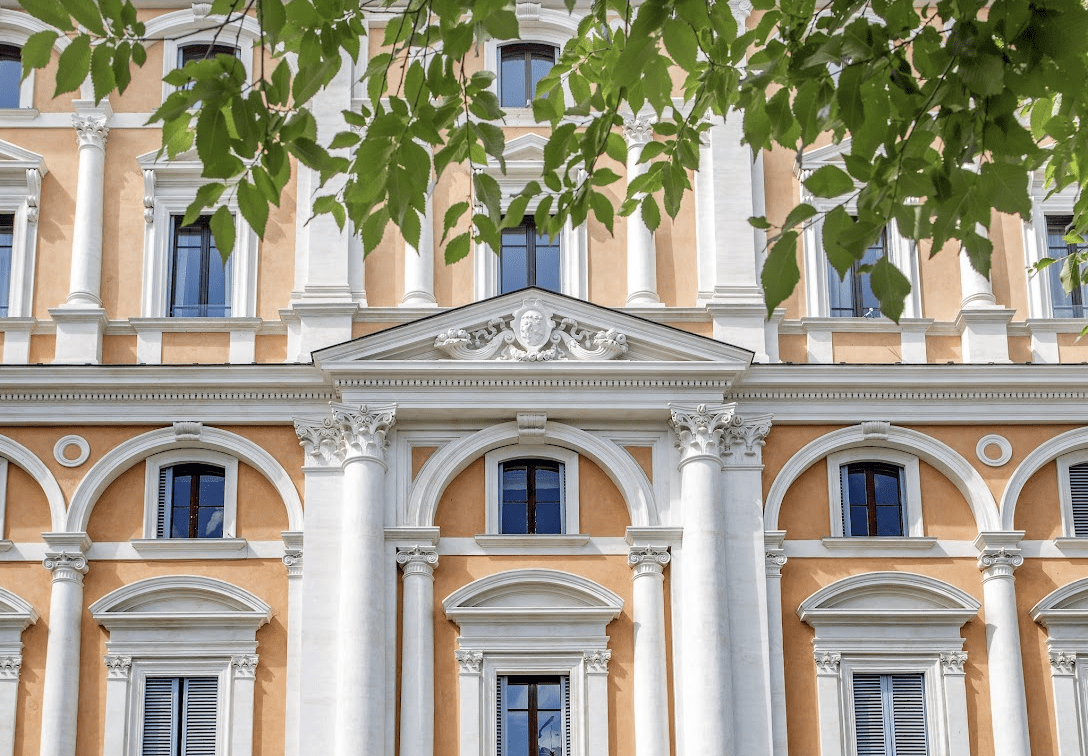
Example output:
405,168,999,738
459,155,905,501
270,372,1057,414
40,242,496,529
0,3,1084,756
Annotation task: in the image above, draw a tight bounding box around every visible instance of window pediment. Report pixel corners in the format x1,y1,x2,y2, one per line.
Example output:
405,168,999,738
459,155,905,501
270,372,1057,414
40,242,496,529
90,575,271,626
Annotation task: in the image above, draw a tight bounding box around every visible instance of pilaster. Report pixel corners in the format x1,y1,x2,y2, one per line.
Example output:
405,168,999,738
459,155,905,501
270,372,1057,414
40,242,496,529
281,531,303,756
627,534,672,756
764,531,788,756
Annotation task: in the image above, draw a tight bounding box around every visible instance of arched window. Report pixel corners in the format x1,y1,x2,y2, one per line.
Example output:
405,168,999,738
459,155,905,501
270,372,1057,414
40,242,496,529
827,448,924,539
499,43,557,108
500,458,565,535
157,462,226,538
0,45,20,109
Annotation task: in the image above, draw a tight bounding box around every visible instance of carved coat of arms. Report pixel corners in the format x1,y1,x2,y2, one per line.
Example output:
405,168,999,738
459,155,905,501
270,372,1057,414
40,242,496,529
434,299,628,361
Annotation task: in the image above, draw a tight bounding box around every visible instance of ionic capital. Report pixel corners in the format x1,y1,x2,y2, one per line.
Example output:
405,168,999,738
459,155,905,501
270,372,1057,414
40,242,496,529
282,548,303,576
333,402,396,466
397,546,438,578
0,656,21,680
584,649,611,674
104,655,131,679
669,401,734,467
623,116,654,147
728,0,753,23
73,114,109,150
455,649,483,675
43,552,88,582
940,651,967,675
628,545,670,578
974,531,1024,579
1050,650,1077,676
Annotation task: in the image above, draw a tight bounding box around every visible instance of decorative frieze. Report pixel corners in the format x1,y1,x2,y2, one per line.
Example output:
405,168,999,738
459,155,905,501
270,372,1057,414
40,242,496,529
940,651,968,675
584,649,611,674
628,546,670,577
396,546,439,578
435,299,628,362
669,402,732,465
104,655,131,679
73,114,110,150
43,552,88,583
232,655,259,679
1050,650,1077,676
814,651,841,675
455,650,483,675
0,656,21,680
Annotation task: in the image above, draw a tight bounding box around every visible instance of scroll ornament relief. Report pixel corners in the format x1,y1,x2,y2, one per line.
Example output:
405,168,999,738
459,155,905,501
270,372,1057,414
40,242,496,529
435,299,628,361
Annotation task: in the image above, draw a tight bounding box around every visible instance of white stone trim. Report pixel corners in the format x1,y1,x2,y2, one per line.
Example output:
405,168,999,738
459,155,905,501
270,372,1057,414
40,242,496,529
0,586,35,756
141,448,239,539
484,444,579,535
67,424,303,533
826,447,923,538
975,434,1012,467
1031,578,1088,756
52,435,90,468
0,9,71,112
0,140,45,330
0,434,65,531
1000,426,1088,531
765,422,1000,532
136,151,259,323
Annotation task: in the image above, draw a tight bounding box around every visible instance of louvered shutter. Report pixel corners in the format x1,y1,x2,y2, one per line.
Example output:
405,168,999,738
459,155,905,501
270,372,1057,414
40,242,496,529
156,467,171,538
142,677,179,756
180,677,218,756
853,674,887,756
1070,462,1088,537
561,676,570,756
496,677,504,756
889,674,928,756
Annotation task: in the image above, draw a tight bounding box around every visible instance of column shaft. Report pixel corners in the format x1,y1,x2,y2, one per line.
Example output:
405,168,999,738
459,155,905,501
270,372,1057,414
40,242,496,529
282,536,304,756
398,547,437,756
39,553,88,756
764,535,788,756
402,193,437,306
630,547,671,756
68,111,109,306
625,117,659,306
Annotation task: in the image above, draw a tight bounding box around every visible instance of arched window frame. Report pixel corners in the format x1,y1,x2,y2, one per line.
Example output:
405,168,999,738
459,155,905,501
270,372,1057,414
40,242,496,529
0,9,72,114
826,447,924,540
482,444,581,547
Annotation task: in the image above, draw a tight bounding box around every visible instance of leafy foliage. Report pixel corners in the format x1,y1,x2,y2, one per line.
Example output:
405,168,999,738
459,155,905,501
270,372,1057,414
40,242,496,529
18,0,1088,317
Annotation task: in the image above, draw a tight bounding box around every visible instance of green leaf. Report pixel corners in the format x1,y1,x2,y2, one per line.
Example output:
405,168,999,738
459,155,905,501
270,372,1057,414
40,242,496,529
362,208,390,255
20,31,57,80
761,230,801,314
482,9,519,40
443,201,469,241
329,131,361,150
804,165,855,199
261,0,287,37
591,190,614,234
444,231,471,264
782,202,817,230
641,196,661,231
182,182,225,226
237,180,270,237
19,0,73,31
59,0,104,35
748,216,772,230
980,162,1030,217
210,205,236,262
90,42,116,104
663,18,698,69
473,172,502,221
54,35,90,96
866,256,911,323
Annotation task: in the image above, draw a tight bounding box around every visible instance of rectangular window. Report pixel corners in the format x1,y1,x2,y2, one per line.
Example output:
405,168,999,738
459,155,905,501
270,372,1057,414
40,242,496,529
828,227,886,318
142,676,218,756
841,462,905,537
0,46,21,109
1045,215,1087,317
852,673,928,756
156,464,226,539
1070,462,1088,537
0,213,13,317
499,675,568,756
500,219,561,294
500,459,564,535
169,216,232,318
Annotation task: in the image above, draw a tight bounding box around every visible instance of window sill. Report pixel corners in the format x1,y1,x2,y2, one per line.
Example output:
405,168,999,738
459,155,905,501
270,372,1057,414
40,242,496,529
1054,537,1088,554
821,536,937,551
474,534,591,550
130,317,261,333
0,108,39,122
0,540,13,553
130,538,249,559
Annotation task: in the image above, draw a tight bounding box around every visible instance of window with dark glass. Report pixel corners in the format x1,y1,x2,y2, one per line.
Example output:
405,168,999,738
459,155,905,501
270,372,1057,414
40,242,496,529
0,213,13,317
500,459,564,535
499,675,568,756
156,463,226,539
852,673,928,756
0,45,21,109
500,219,560,294
169,215,232,317
841,462,905,537
178,42,239,68
828,226,886,317
499,43,557,108
1070,462,1088,537
142,676,218,755
1045,215,1087,318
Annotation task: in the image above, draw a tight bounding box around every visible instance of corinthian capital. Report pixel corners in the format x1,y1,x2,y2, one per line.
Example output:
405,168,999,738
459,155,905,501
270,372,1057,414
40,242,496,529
722,413,773,463
294,415,344,467
623,116,654,146
73,115,110,149
333,402,396,464
669,401,734,466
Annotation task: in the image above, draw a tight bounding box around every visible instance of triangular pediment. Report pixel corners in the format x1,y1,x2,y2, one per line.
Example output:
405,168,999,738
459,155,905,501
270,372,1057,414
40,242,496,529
0,139,46,173
800,137,852,169
313,288,754,366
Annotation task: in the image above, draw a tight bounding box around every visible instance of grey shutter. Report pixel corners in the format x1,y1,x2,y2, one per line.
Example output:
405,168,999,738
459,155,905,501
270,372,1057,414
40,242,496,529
561,676,570,756
497,677,504,756
558,463,566,534
1070,462,1088,537
156,467,171,539
889,674,928,756
853,674,887,756
180,676,218,756
142,677,180,756
840,465,851,535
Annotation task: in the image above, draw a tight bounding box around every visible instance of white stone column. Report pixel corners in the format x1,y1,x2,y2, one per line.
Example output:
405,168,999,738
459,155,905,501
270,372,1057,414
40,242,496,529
40,546,89,756
455,650,483,756
334,403,395,756
52,101,111,364
628,545,671,756
975,532,1030,756
1047,650,1081,756
957,238,1013,363
101,656,131,756
813,652,845,756
764,532,788,756
281,532,304,756
624,116,660,306
584,651,612,755
397,546,438,756
402,190,437,307
940,652,972,756
669,402,734,756
721,411,775,756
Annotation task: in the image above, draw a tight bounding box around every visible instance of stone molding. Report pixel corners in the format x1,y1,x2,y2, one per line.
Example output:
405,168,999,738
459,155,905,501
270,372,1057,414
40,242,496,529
73,114,109,149
978,547,1024,578
232,654,259,679
173,420,202,440
628,546,670,578
104,655,131,679
669,402,772,466
584,649,611,674
623,116,654,146
814,650,841,675
43,552,88,582
294,402,397,467
1050,650,1077,676
282,549,303,577
940,651,968,675
396,546,439,578
765,548,788,577
0,656,20,680
455,650,483,675
723,413,773,462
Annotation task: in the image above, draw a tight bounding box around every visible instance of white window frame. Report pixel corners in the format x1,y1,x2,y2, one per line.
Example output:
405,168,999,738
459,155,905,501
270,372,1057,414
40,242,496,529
91,575,271,756
1024,173,1081,321
489,656,579,756
474,133,587,301
827,447,923,539
136,449,244,558
484,444,579,540
0,8,70,114
1057,449,1088,541
0,141,45,330
142,8,258,103
1031,578,1088,756
800,572,978,756
0,587,36,756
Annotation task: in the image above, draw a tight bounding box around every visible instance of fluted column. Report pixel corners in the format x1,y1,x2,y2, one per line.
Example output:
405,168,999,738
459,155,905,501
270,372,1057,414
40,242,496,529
334,403,396,756
764,532,788,756
721,411,775,756
975,532,1030,756
397,546,438,756
402,190,437,307
624,116,660,306
669,402,733,756
39,546,89,756
629,545,671,756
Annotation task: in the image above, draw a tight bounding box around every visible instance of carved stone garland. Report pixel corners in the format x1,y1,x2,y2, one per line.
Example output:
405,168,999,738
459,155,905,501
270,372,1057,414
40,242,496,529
435,298,628,362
